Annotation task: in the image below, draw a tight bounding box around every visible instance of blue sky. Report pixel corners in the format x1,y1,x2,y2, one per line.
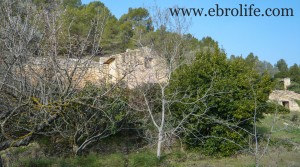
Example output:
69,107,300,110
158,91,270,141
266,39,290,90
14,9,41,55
82,0,300,67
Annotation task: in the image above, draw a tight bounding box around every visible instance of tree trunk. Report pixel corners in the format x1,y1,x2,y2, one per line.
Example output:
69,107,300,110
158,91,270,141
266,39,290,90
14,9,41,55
157,129,163,159
73,145,79,156
0,155,3,167
0,114,58,150
0,135,32,151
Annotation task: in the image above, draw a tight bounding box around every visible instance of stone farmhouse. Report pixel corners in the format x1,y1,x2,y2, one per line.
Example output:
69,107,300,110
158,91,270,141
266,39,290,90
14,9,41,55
99,47,167,88
84,47,167,88
28,47,168,89
269,78,300,112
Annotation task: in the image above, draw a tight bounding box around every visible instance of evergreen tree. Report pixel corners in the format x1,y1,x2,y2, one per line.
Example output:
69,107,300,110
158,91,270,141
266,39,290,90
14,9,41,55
289,64,300,83
118,8,152,51
274,59,289,78
168,46,274,156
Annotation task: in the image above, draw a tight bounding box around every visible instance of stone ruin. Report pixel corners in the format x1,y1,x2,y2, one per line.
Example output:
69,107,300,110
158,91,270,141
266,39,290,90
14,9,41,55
269,78,300,112
98,47,167,88
27,47,167,88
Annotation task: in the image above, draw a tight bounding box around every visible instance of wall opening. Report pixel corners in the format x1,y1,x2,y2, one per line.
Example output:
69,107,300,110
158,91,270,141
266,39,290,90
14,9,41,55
282,101,290,109
144,57,153,69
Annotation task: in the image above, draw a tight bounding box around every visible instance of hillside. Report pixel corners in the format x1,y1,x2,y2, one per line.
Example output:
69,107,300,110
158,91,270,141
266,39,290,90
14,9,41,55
0,0,300,167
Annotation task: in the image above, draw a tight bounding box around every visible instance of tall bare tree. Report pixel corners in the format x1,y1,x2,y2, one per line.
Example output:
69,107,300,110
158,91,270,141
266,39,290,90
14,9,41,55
127,6,208,159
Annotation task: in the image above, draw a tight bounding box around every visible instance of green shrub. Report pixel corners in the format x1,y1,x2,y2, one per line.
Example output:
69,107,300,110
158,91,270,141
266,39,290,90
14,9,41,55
58,153,125,167
168,49,274,156
59,154,98,167
274,79,284,90
18,158,53,167
98,153,125,167
290,114,299,122
288,82,300,94
265,102,290,114
170,151,187,162
73,154,100,167
185,125,246,157
129,151,158,167
270,138,294,151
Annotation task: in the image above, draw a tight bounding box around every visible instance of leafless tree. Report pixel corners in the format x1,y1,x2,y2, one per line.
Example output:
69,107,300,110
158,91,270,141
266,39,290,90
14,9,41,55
250,89,281,167
127,6,213,159
0,0,124,157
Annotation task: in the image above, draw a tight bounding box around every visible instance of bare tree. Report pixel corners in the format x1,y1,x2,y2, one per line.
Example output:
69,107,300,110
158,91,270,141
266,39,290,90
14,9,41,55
250,89,282,167
127,7,210,159
0,0,123,157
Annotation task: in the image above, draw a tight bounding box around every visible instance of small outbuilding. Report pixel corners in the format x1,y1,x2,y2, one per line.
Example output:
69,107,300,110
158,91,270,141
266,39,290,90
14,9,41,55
269,90,300,111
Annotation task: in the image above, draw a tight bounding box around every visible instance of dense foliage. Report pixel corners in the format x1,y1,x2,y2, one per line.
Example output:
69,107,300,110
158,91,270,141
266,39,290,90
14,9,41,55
168,46,274,156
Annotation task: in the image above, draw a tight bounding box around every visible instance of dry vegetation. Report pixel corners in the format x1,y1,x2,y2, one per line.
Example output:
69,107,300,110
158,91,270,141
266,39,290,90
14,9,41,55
1,112,299,166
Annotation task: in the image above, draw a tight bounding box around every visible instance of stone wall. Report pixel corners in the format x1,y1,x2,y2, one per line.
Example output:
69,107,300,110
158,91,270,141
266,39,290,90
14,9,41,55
269,90,300,111
27,47,167,88
99,47,167,88
282,78,291,90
